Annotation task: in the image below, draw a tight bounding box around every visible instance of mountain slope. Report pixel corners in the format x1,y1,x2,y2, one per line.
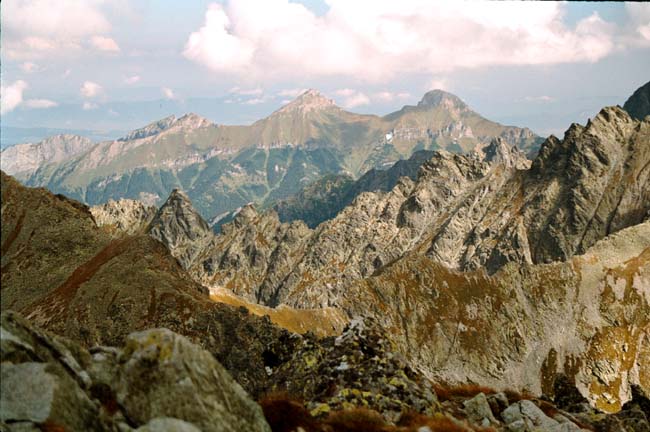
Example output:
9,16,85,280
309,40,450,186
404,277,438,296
0,170,345,396
17,89,541,221
623,80,650,120
0,134,94,175
339,222,650,412
273,150,436,228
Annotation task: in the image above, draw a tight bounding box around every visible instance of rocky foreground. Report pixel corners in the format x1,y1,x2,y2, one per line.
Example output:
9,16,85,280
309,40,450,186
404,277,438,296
2,311,649,432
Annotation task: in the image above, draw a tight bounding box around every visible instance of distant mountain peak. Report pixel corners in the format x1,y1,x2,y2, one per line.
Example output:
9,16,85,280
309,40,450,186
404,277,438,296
277,89,338,114
119,113,212,142
417,89,468,111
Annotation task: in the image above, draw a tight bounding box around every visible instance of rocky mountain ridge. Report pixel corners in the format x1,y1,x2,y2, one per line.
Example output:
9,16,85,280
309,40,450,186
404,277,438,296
130,106,647,309
0,134,94,176
90,104,650,411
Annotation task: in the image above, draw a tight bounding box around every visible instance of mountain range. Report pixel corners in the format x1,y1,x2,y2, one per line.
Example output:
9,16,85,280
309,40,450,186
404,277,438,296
86,101,649,412
1,82,649,431
1,89,542,222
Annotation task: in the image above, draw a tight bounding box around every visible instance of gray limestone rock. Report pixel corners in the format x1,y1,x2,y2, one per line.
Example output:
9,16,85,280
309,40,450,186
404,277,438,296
115,328,271,432
463,392,498,426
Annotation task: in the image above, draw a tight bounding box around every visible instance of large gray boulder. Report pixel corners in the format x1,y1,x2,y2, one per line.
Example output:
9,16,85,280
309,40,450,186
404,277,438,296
0,311,271,432
115,328,271,432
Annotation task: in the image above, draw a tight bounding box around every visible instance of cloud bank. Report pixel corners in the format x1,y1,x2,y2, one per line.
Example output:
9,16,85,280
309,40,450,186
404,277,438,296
184,0,620,82
1,80,58,114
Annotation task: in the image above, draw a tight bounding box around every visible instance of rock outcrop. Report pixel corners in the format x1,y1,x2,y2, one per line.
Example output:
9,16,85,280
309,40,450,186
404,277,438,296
147,189,213,269
91,199,157,235
6,311,642,432
0,311,271,432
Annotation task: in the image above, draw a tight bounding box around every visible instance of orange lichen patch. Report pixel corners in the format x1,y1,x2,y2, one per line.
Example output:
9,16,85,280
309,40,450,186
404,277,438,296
433,384,497,402
603,247,650,296
210,287,347,337
37,421,67,432
585,326,643,413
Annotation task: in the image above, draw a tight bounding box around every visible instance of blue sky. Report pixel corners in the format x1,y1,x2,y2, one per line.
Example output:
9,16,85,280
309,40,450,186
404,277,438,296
1,1,649,142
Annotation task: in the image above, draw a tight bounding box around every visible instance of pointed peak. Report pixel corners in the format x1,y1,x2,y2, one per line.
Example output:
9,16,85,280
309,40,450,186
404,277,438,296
276,89,338,114
175,113,213,129
417,89,468,111
167,188,191,202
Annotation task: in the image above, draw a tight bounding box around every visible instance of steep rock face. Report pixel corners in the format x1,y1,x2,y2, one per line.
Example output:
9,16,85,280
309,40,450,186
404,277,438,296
338,221,650,412
147,189,213,269
196,205,312,306
0,134,94,175
91,199,157,235
623,80,649,121
0,311,272,432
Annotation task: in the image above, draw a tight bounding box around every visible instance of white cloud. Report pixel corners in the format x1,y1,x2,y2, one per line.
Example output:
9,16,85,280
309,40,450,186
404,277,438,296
1,80,28,114
82,102,98,110
24,98,58,108
80,81,102,98
2,0,114,59
162,87,176,99
21,62,38,73
184,0,619,83
124,75,141,85
335,88,370,108
1,80,59,113
62,69,72,78
625,4,650,44
90,35,120,52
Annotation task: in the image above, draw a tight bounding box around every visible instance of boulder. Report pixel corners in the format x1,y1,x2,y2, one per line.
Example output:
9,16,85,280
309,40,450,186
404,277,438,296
115,328,271,432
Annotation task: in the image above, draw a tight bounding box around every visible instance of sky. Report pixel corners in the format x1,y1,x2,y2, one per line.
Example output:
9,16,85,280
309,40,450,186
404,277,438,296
1,0,649,145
